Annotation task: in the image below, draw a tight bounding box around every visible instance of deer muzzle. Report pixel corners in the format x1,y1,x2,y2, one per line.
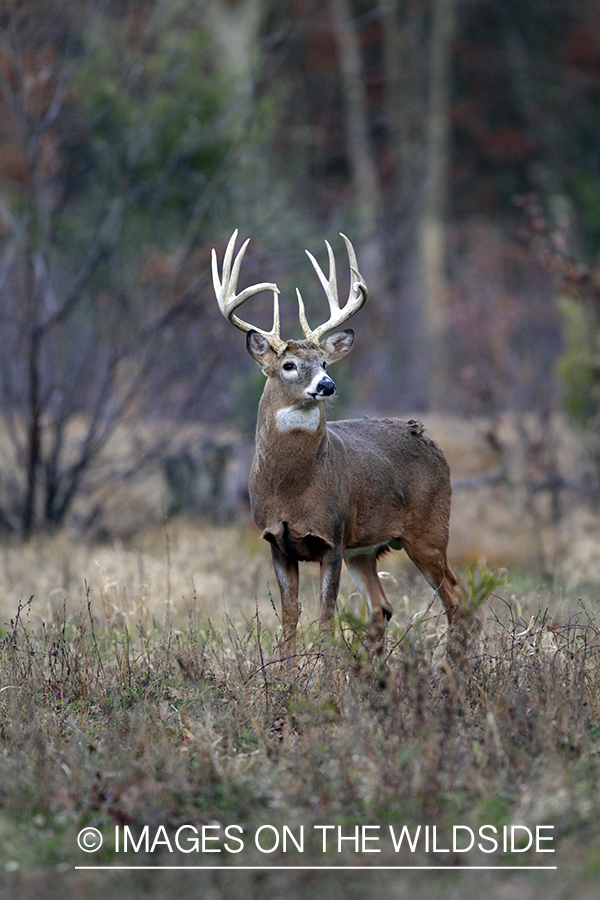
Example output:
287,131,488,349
313,375,336,398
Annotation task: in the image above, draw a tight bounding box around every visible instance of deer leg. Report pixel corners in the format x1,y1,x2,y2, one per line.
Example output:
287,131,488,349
402,541,461,625
318,549,343,634
345,553,393,649
270,544,300,655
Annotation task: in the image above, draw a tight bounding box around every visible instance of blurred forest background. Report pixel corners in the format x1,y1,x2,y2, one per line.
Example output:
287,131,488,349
1,0,600,547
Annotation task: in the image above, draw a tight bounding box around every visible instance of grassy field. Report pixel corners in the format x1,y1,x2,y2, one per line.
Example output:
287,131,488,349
0,518,599,899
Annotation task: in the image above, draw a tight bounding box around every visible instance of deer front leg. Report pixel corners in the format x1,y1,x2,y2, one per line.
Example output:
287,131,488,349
270,544,300,656
318,549,343,635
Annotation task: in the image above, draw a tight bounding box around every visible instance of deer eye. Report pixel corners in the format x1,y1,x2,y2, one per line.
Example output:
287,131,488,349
282,361,297,372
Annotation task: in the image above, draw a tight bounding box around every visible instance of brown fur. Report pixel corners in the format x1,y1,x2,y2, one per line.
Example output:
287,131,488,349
247,335,462,655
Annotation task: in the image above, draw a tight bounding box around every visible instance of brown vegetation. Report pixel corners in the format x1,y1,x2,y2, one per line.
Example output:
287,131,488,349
0,519,598,898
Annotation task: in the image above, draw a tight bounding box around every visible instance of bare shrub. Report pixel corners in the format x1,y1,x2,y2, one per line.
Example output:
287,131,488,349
0,578,599,889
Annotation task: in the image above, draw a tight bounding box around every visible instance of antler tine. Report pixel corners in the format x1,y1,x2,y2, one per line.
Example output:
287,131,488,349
298,233,367,343
212,231,287,354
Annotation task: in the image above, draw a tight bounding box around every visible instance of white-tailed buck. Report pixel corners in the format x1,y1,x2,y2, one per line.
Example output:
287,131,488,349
212,231,462,654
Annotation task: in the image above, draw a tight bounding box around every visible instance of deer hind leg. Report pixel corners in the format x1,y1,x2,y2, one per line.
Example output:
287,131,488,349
402,539,462,625
270,544,300,656
344,552,393,649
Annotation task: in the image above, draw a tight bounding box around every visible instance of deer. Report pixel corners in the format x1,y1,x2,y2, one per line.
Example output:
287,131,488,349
212,230,463,656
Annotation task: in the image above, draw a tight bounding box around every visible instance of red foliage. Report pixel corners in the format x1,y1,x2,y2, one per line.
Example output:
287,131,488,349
452,103,537,164
564,23,600,72
0,45,67,185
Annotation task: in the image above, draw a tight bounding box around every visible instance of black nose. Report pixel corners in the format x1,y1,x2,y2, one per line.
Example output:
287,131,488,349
316,376,336,396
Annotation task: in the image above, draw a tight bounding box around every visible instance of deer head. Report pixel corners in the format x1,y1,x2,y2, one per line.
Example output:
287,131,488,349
212,231,368,427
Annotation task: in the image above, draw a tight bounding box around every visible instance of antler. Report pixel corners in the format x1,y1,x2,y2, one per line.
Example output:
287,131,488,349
297,233,368,344
212,230,288,354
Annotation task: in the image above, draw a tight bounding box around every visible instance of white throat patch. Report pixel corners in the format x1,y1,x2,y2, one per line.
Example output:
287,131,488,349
276,405,320,432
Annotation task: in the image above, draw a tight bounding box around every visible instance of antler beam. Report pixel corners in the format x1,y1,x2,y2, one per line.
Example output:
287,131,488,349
212,230,287,354
297,233,368,344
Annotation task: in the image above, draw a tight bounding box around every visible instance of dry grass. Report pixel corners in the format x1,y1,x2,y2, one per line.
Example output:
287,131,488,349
0,521,276,633
0,521,599,898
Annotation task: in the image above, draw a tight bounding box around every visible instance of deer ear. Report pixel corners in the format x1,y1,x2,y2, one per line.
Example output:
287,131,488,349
321,329,354,363
246,330,278,369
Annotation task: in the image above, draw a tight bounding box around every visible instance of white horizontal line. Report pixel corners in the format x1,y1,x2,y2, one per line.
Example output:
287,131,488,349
75,865,558,871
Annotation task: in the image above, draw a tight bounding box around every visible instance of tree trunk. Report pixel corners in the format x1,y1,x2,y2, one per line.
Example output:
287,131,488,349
420,0,456,409
23,182,42,540
378,0,423,211
207,0,267,112
329,0,384,292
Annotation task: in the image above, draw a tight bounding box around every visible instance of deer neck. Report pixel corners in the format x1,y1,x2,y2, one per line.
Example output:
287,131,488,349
255,384,328,470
